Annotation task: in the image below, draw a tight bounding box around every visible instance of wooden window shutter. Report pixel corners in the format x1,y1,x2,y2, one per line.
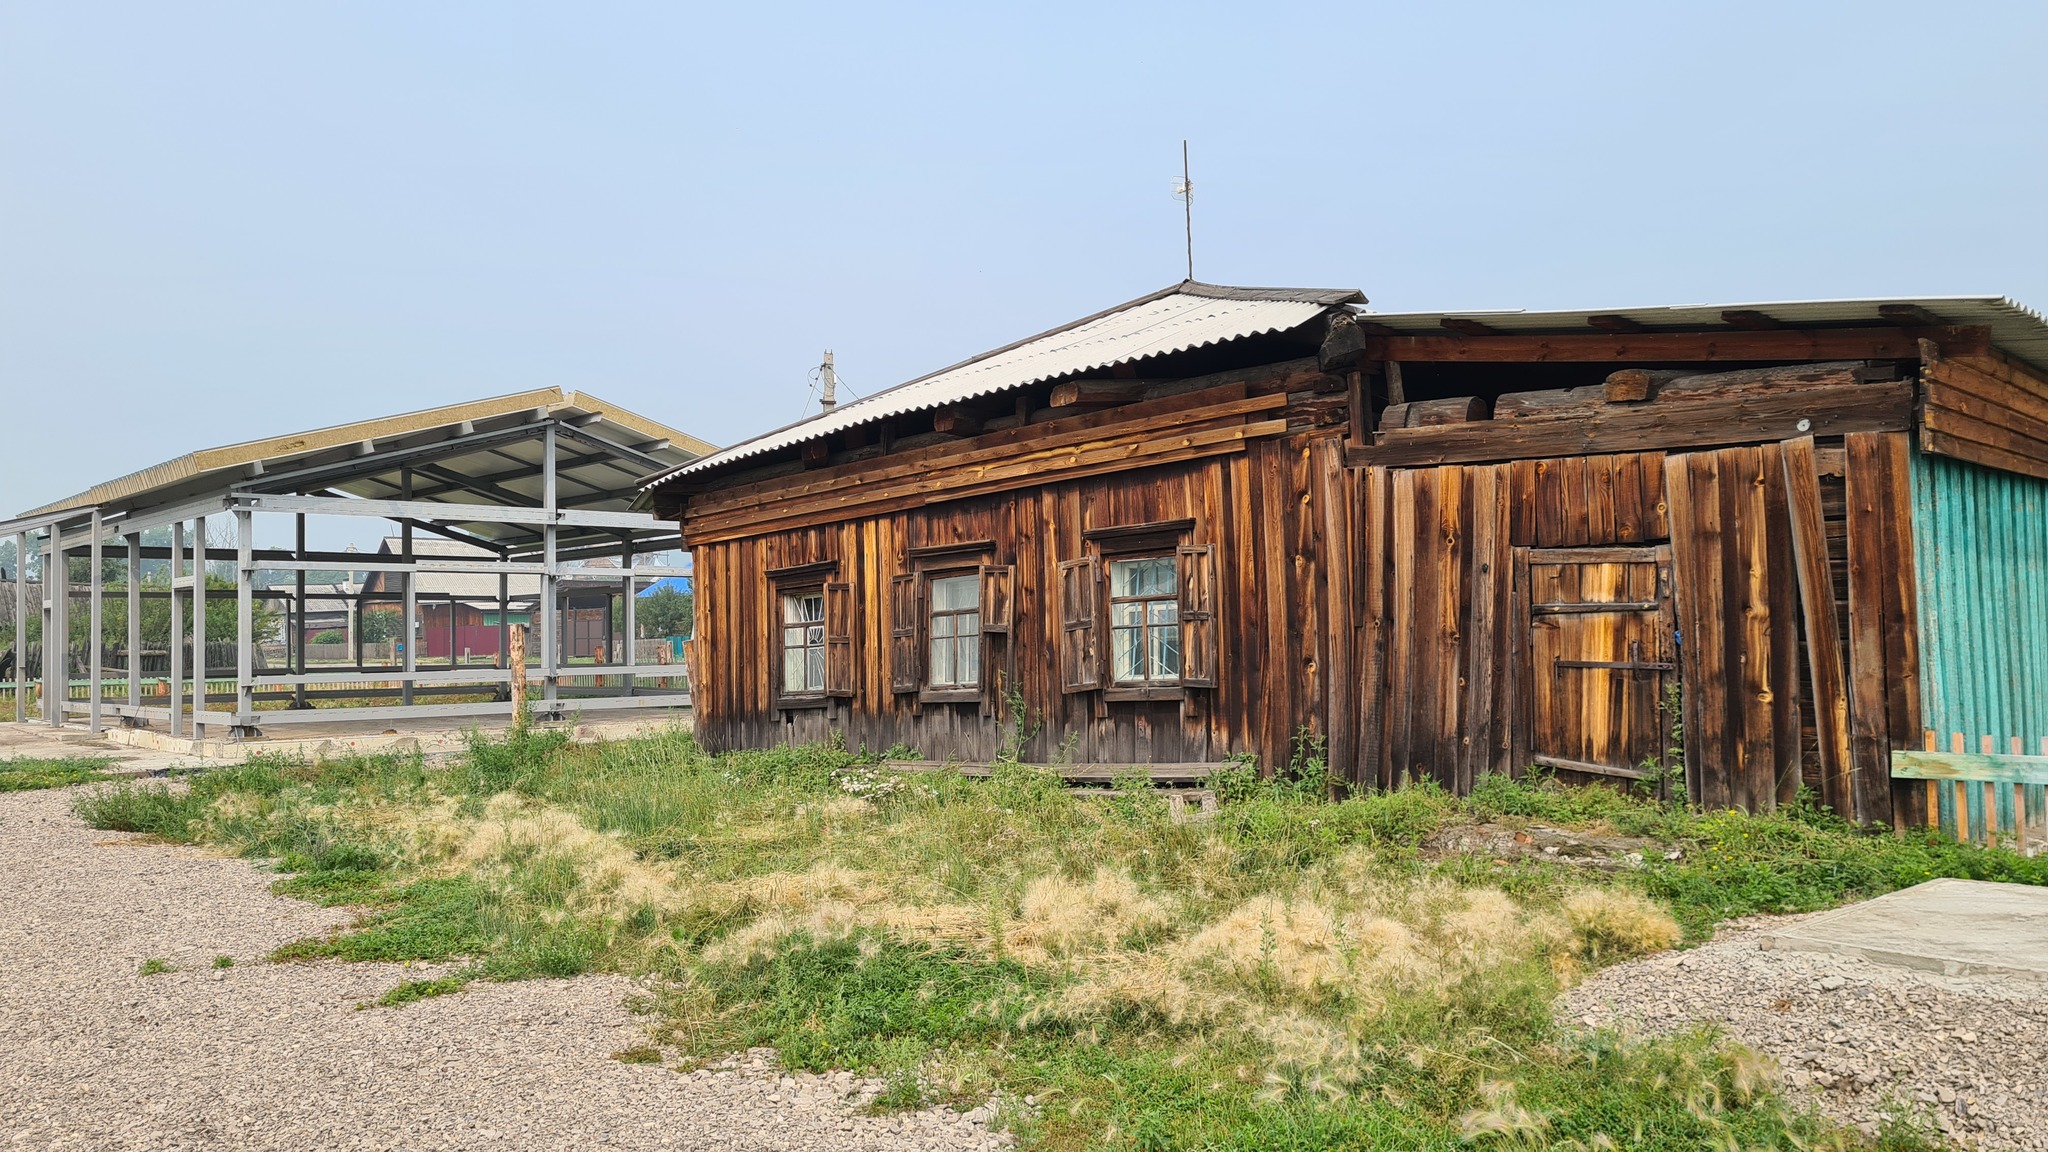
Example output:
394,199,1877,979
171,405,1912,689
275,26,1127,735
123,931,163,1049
979,564,1013,633
1057,556,1100,693
888,573,920,693
823,581,854,697
1177,544,1217,688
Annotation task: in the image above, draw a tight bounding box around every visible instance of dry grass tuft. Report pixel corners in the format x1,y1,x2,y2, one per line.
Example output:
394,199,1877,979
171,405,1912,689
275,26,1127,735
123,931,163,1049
1004,868,1172,966
1560,888,1680,963
444,795,681,919
1183,895,1349,1001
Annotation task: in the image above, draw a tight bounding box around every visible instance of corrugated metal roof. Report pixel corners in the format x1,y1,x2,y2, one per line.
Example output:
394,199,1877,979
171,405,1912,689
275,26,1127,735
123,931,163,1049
1353,295,2048,373
19,388,714,520
644,281,1362,487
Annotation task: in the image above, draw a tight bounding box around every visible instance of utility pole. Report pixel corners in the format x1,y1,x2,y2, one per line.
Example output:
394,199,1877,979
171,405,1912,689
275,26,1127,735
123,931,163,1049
820,350,837,412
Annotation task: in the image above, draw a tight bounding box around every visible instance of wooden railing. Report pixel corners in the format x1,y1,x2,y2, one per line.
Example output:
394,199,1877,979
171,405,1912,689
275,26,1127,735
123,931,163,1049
1891,731,2048,852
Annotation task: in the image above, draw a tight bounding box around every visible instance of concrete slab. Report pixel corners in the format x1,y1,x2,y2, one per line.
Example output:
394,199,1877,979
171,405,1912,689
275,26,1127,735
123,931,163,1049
89,708,692,763
4,707,691,768
1760,878,2048,981
0,722,206,776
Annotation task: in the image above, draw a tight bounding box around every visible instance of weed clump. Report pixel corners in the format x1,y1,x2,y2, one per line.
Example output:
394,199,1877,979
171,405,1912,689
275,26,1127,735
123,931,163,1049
373,976,466,1007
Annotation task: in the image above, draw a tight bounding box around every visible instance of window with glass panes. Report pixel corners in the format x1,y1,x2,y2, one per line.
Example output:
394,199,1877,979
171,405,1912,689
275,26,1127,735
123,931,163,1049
780,590,825,694
1108,556,1179,682
926,573,982,688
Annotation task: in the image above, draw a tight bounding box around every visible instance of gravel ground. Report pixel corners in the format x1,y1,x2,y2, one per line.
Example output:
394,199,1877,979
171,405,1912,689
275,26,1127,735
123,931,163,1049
0,786,1011,1152
1563,915,2048,1151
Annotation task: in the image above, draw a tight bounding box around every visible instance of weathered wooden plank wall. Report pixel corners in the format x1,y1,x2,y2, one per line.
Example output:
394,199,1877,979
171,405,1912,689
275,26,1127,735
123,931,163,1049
1920,351,2048,481
1663,444,1803,812
1842,431,1924,827
687,415,1358,774
1366,453,1669,791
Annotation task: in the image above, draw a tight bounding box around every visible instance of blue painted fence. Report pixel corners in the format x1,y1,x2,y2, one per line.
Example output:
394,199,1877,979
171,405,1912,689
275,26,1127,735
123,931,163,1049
1906,446,2048,845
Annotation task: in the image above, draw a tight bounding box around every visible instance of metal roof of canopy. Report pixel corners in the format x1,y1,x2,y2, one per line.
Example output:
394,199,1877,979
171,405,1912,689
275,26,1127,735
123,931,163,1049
5,389,714,551
641,281,1365,488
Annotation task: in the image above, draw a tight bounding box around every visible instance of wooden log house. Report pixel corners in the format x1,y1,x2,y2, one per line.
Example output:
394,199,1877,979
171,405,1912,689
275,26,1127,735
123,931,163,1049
644,283,2048,825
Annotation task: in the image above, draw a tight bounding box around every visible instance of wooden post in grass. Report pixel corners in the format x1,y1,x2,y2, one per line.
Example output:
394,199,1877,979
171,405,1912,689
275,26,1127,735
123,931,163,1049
508,624,527,727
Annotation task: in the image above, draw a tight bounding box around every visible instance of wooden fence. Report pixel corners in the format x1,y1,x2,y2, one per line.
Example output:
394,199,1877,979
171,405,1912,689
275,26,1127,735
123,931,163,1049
1891,730,2048,852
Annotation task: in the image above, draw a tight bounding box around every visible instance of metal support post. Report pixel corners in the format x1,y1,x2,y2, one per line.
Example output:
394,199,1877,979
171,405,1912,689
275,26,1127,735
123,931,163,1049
235,509,253,733
13,531,27,723
46,533,65,727
191,514,207,741
496,571,509,677
542,424,559,717
168,522,185,737
294,514,307,708
88,509,102,735
620,534,636,697
125,532,140,710
401,470,415,707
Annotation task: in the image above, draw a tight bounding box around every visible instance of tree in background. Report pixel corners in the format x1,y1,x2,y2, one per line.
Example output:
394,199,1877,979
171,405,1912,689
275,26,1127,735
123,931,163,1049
95,572,281,649
634,586,693,639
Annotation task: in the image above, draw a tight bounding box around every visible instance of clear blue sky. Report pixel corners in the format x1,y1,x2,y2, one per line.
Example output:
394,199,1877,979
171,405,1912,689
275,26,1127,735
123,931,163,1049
3,1,2044,519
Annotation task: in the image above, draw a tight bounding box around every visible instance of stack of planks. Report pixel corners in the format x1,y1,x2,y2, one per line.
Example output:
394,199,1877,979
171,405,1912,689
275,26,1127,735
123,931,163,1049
1357,360,1915,468
1494,360,1899,419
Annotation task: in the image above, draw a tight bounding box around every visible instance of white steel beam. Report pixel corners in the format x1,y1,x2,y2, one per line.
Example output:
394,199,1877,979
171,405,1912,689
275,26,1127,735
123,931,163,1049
236,510,253,729
125,533,141,709
88,510,102,735
542,424,558,715
191,514,206,741
168,522,184,737
12,531,27,723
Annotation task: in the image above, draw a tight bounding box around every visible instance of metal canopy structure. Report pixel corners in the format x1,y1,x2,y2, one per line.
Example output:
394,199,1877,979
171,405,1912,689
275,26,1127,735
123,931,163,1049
4,389,711,740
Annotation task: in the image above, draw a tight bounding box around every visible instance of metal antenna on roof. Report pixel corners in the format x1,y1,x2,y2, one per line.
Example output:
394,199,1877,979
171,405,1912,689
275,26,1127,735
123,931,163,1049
1172,140,1194,281
819,350,837,412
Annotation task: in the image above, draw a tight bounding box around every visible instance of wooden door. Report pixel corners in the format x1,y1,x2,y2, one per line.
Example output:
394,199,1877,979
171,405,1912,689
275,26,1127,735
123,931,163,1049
1519,546,1676,783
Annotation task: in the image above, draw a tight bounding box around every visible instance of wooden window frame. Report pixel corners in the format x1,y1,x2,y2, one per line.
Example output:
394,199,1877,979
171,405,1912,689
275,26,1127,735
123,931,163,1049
1063,523,1217,703
1104,554,1183,697
768,560,850,708
921,566,984,704
773,581,829,708
891,543,1011,706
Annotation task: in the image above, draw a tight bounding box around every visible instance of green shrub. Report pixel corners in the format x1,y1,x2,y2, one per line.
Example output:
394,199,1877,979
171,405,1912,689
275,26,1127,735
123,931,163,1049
72,781,212,839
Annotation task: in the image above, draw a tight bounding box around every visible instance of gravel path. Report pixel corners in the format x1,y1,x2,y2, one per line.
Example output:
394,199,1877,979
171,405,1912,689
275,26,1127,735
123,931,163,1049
0,786,1011,1152
1563,915,2048,1151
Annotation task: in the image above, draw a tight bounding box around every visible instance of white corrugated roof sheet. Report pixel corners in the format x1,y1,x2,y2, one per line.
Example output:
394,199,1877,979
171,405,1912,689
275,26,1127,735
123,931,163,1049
1354,295,2048,372
646,281,1361,486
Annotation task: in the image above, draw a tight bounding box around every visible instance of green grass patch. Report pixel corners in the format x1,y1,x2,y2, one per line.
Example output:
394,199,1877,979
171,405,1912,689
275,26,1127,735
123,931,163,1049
372,976,467,1007
0,755,119,791
138,958,172,976
274,876,495,964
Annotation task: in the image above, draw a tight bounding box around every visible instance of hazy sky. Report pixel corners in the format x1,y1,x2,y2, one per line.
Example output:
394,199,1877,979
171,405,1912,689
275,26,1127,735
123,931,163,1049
4,1,2045,520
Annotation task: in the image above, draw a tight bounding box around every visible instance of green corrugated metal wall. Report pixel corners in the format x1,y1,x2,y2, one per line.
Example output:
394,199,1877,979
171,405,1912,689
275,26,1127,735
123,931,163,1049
1909,446,2048,834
